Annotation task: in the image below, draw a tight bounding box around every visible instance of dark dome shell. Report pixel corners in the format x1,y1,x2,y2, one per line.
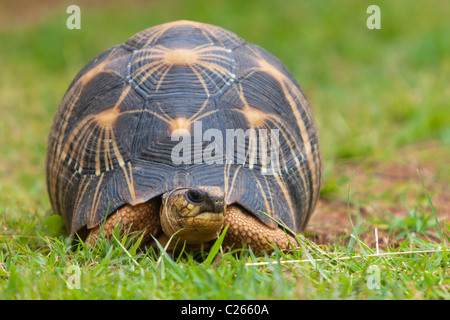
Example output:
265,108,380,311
46,20,322,235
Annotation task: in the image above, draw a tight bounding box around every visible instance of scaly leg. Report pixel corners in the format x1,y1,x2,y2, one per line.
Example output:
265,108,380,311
87,198,161,245
222,205,298,254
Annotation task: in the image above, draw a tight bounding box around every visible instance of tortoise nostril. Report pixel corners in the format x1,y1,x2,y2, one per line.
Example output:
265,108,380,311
213,199,225,214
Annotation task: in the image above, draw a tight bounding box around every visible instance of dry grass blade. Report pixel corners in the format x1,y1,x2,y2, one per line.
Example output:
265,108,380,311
245,248,447,266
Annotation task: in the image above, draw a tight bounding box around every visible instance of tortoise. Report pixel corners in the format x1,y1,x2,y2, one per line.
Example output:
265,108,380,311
46,20,322,254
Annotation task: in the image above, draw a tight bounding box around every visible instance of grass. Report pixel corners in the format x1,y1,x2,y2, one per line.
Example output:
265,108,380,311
0,0,449,300
1,224,448,300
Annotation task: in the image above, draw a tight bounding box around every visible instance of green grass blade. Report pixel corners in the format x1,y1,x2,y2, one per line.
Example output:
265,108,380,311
111,233,141,268
417,170,445,246
203,225,229,268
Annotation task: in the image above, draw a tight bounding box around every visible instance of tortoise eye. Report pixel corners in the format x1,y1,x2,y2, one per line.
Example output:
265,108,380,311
186,190,204,204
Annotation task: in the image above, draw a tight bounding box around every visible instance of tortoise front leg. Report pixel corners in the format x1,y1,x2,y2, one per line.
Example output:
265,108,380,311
87,199,161,245
222,205,298,254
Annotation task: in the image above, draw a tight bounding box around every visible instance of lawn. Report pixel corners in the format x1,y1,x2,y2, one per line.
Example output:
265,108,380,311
0,0,449,300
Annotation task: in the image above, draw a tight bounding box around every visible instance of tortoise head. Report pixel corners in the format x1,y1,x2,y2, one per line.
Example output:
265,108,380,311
160,186,226,244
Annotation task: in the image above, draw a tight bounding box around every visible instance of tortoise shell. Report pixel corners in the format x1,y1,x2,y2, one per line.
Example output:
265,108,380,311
46,20,322,236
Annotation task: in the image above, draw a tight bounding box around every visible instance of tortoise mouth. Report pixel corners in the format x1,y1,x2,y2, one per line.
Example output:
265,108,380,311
165,211,225,244
174,211,225,231
178,211,225,225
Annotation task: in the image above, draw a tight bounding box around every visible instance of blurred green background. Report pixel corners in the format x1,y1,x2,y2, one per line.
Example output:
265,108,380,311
0,0,449,221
